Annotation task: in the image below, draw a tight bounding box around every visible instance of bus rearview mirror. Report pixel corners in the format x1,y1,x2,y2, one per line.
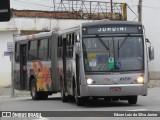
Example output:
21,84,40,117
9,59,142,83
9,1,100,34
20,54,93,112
148,46,154,60
146,38,150,43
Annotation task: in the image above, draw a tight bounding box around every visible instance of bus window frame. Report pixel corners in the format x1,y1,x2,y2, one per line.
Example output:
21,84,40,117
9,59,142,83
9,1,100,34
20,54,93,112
28,40,38,61
38,38,49,61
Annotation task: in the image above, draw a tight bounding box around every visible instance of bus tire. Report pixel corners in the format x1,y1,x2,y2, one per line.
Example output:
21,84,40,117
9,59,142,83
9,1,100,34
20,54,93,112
61,83,68,102
128,96,138,104
30,79,40,100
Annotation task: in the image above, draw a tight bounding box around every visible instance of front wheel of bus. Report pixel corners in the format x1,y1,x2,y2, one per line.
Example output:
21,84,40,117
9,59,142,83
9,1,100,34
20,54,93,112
128,96,138,104
31,79,40,100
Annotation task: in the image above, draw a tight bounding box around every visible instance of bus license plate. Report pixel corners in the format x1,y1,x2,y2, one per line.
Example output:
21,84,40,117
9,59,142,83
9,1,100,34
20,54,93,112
110,87,121,92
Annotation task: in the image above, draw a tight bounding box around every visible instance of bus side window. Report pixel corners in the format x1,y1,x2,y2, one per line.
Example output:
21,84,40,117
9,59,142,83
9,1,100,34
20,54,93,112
38,38,49,60
57,36,63,58
67,33,74,58
28,40,37,60
72,33,75,46
66,34,69,58
61,36,63,59
15,43,20,62
69,34,72,58
57,37,60,58
48,38,51,59
71,33,75,58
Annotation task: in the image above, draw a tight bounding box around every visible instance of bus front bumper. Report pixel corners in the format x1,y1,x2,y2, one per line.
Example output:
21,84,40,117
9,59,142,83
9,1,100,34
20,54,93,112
80,84,148,97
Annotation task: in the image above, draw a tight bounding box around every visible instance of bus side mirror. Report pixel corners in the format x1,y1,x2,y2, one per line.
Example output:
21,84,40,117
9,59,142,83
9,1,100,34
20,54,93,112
148,46,154,60
146,38,150,43
146,38,154,61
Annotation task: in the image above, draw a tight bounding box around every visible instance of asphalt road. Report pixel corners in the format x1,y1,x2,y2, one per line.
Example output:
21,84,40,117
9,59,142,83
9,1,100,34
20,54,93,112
0,87,160,120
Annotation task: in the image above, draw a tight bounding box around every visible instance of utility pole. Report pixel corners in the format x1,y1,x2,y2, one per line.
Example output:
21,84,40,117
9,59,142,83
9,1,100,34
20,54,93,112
110,0,113,14
11,51,15,98
138,0,143,22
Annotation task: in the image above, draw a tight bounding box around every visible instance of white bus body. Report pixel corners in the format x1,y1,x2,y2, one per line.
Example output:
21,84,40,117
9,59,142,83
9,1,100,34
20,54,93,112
13,20,154,106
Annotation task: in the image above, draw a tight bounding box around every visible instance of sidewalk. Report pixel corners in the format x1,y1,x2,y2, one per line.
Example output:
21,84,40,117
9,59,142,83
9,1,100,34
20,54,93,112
148,80,160,88
0,80,160,99
0,86,30,99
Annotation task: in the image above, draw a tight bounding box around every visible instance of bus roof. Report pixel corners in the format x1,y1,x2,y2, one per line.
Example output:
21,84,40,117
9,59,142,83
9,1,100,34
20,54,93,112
14,31,55,42
58,26,79,35
82,20,142,27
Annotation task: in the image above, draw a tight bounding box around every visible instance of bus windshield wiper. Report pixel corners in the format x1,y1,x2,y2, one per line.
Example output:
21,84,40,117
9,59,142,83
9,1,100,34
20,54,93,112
118,34,130,57
118,34,130,50
96,35,109,50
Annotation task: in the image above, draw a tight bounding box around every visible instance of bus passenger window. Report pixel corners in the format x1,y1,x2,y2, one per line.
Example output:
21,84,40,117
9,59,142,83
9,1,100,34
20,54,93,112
70,33,75,58
69,34,72,58
58,36,63,59
72,33,75,46
28,40,37,60
38,39,48,60
66,35,70,58
15,43,20,62
57,37,60,58
60,36,63,59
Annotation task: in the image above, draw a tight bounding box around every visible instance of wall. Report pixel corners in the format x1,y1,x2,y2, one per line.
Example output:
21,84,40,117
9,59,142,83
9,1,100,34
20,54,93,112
12,18,93,30
0,31,19,87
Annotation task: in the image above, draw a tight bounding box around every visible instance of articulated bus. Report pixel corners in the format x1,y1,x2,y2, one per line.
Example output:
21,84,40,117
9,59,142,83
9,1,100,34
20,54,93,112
13,20,154,106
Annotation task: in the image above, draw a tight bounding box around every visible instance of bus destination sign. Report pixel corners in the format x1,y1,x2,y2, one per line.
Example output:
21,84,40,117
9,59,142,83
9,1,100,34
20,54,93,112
82,25,143,35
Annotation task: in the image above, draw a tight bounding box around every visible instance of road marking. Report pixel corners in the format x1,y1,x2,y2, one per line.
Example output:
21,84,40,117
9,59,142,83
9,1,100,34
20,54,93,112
126,109,148,111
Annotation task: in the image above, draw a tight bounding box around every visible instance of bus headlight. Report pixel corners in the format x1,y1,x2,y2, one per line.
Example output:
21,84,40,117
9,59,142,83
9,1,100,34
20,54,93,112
86,78,94,85
132,75,144,84
137,76,144,83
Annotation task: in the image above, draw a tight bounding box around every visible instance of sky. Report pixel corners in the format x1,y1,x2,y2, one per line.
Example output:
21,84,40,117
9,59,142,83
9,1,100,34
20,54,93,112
10,0,160,71
10,0,138,12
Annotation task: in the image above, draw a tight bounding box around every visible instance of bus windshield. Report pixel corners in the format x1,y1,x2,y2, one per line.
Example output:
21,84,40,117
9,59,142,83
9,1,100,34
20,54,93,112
82,36,144,72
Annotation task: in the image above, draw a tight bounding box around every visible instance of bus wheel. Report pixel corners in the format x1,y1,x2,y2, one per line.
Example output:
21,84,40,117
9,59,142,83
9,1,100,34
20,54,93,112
74,87,86,106
61,83,68,102
128,96,138,104
31,79,40,100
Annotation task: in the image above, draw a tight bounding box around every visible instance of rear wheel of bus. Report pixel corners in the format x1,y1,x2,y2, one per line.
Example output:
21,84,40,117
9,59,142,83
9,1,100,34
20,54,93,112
128,96,138,104
31,79,48,100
